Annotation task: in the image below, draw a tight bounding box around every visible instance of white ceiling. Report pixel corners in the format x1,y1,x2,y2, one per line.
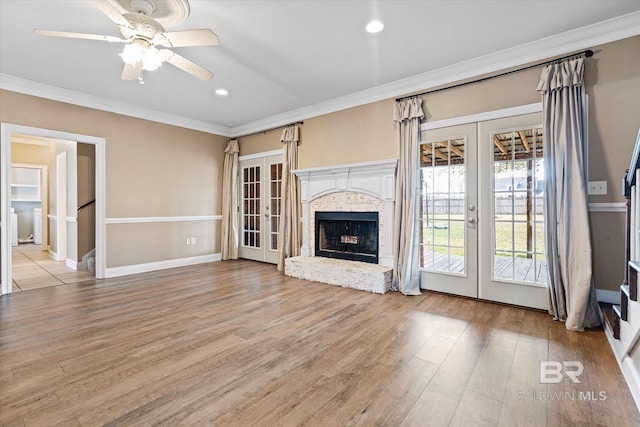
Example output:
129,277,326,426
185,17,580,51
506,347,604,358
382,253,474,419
1,1,640,137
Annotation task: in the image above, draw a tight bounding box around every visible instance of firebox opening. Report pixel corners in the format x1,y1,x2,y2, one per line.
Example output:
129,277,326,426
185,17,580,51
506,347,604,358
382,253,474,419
315,211,379,264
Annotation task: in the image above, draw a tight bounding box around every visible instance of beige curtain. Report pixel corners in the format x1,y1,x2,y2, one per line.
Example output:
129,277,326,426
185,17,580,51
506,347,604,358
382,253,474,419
537,58,600,331
277,126,301,271
221,139,240,260
392,97,424,295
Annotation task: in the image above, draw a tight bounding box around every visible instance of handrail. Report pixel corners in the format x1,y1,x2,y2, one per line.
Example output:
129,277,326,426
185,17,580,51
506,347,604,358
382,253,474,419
78,199,95,212
626,128,640,190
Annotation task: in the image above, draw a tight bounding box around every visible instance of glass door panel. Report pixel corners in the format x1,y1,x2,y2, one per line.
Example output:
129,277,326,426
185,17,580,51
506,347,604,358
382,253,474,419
243,165,261,249
264,157,283,264
478,113,548,310
420,123,478,298
491,128,546,285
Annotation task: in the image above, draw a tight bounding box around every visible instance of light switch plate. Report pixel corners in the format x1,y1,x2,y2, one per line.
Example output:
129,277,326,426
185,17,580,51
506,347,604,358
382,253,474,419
588,181,607,195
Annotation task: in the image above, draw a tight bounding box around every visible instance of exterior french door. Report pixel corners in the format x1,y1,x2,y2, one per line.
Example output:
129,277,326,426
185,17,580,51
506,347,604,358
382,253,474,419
419,123,478,298
419,112,548,310
238,154,283,264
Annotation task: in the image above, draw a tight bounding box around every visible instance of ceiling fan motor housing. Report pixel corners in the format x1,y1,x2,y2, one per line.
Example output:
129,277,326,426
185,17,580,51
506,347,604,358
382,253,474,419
122,13,165,40
109,0,191,27
131,0,155,16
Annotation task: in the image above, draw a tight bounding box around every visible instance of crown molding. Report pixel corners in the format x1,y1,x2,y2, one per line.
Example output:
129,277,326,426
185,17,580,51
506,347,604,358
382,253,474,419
2,11,639,139
0,74,233,137
228,10,640,137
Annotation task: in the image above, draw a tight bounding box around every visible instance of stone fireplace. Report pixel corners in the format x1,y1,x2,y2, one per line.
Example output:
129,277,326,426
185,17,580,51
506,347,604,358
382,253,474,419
285,159,397,294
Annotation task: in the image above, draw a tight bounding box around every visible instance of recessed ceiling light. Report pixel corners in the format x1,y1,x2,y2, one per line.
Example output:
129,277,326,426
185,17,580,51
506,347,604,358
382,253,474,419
215,88,228,96
366,21,384,33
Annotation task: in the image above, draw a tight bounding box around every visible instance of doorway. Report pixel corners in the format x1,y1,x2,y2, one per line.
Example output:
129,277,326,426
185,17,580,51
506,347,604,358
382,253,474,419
1,123,106,295
419,106,548,310
238,152,283,264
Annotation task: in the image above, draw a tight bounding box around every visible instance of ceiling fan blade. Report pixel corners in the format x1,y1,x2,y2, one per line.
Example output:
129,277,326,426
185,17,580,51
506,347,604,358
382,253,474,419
34,29,127,43
121,61,141,80
159,49,213,80
155,29,219,47
92,0,134,30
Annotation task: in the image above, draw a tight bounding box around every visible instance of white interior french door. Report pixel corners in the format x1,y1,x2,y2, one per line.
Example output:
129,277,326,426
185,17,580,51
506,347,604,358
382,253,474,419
419,109,548,310
238,154,283,264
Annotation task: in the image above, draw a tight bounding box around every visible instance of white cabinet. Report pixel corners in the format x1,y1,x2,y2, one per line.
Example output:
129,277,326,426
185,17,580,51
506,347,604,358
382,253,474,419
11,167,42,243
11,167,41,202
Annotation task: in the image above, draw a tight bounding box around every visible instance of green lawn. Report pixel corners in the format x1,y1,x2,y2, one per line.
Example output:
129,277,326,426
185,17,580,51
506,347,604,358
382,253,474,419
422,214,545,259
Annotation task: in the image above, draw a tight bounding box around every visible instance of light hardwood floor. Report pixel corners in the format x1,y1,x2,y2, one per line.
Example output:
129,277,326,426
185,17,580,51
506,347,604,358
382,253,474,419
11,243,94,292
1,260,638,426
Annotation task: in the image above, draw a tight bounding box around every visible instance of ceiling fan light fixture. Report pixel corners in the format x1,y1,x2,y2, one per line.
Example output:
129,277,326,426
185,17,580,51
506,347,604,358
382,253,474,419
120,41,163,71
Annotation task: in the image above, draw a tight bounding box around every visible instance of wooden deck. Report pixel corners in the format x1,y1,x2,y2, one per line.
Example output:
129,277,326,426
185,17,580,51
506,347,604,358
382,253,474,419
422,250,548,284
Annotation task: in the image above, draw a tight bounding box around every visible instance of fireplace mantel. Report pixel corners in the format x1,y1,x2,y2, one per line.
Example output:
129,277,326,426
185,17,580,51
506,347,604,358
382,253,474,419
293,159,397,267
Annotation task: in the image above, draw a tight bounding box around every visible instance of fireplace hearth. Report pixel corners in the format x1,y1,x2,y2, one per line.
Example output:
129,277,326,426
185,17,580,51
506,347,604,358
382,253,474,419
315,211,379,264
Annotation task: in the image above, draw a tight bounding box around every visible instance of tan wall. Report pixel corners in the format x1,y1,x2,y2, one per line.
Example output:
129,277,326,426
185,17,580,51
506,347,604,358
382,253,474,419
3,35,638,289
586,36,640,202
237,100,397,169
237,35,640,292
237,128,283,157
108,221,217,267
1,90,228,268
11,142,50,165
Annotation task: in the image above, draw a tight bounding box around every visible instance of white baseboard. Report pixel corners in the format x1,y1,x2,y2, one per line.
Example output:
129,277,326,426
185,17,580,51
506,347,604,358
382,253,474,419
48,249,62,261
596,289,620,304
622,357,640,413
66,259,78,271
104,253,222,278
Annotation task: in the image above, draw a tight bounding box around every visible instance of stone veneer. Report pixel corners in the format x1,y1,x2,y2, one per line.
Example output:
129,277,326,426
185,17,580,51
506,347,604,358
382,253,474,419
285,256,392,294
309,191,385,259
288,159,397,293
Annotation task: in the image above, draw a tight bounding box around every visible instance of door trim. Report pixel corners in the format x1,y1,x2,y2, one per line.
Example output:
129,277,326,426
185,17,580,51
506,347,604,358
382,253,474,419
1,123,106,295
56,151,68,262
238,149,283,162
421,103,542,131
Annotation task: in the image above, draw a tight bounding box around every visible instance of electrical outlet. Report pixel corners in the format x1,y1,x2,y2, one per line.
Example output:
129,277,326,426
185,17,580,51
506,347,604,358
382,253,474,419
186,237,191,245
588,181,607,195
191,237,196,245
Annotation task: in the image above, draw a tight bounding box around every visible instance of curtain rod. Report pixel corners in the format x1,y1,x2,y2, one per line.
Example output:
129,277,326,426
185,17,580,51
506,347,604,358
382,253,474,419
234,121,303,139
395,49,594,102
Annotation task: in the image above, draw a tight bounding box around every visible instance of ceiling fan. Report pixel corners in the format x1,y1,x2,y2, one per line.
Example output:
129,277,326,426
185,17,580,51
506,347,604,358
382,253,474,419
34,0,218,82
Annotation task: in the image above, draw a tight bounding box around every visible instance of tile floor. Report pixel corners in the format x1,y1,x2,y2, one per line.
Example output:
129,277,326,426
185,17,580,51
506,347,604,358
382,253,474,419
11,243,95,292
